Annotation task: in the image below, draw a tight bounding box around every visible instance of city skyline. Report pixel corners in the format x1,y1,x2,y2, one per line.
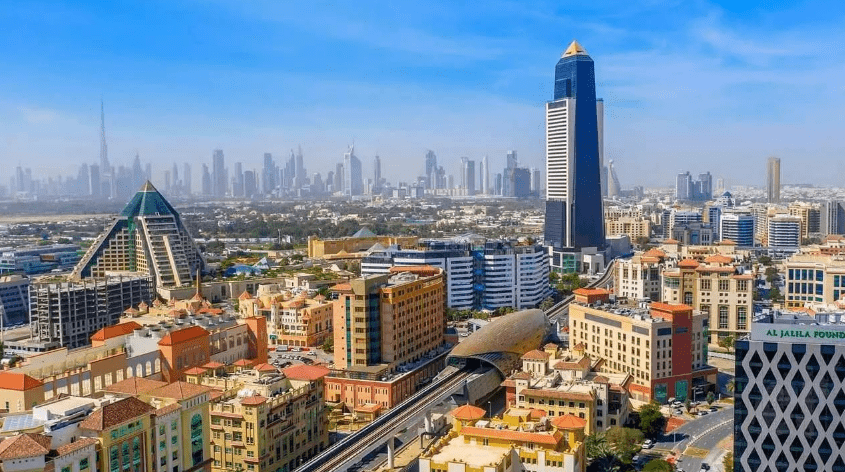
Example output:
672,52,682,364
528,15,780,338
2,2,845,187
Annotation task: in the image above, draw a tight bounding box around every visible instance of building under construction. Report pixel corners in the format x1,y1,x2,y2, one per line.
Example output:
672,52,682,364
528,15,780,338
27,274,152,350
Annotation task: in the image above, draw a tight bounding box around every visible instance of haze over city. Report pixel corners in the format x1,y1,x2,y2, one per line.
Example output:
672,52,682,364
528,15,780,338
3,1,845,187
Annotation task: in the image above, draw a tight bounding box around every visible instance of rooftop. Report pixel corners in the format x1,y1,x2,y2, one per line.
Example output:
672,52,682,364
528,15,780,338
79,397,155,431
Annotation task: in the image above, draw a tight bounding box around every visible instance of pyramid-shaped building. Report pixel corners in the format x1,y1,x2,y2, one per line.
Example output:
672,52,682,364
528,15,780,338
72,181,205,287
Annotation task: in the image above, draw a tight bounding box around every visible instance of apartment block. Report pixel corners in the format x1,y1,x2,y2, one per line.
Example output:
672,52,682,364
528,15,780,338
661,257,753,344
239,289,333,348
615,249,666,302
420,406,586,472
569,292,716,402
0,274,29,327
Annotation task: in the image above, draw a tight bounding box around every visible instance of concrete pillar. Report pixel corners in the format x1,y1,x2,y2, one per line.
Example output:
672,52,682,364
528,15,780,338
424,410,433,433
387,436,395,469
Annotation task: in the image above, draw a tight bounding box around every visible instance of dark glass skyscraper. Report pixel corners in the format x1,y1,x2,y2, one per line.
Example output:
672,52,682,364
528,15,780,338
544,40,605,261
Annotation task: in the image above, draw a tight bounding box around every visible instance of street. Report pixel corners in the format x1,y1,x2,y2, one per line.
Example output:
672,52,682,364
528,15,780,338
654,406,733,472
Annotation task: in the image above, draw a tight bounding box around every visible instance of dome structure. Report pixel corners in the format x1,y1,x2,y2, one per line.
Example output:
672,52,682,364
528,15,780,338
448,309,548,377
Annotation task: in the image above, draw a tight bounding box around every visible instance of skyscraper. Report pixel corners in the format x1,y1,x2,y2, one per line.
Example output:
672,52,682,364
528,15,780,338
425,151,438,189
295,146,306,190
344,146,363,196
262,153,276,195
607,160,621,198
183,163,192,195
233,162,244,197
480,155,489,195
544,40,606,270
460,157,475,196
506,150,518,170
212,149,226,197
767,156,781,203
201,164,212,196
597,98,605,197
676,172,693,200
373,155,382,189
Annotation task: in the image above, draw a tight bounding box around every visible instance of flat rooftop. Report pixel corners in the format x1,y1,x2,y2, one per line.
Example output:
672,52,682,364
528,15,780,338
428,439,509,468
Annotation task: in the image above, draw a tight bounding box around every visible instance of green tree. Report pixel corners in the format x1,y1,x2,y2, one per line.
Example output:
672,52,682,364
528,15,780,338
769,287,782,302
321,337,334,354
723,451,734,472
706,391,716,405
634,236,651,248
765,267,778,283
585,432,619,472
726,378,736,395
758,255,772,266
642,459,674,472
638,402,666,438
605,427,644,464
540,297,556,311
684,398,692,413
718,335,735,352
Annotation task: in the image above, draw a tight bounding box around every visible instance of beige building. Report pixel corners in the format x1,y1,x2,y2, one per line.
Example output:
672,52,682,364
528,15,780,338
0,373,44,413
200,364,329,472
569,296,716,403
661,256,753,344
307,232,418,260
502,343,632,434
239,289,334,348
788,202,822,240
784,253,845,308
606,216,651,241
615,249,666,302
420,405,586,472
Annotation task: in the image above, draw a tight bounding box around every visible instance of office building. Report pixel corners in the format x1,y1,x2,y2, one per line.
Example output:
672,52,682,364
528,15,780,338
480,155,489,194
607,160,621,198
544,41,606,273
671,222,715,246
212,149,226,197
420,406,587,472
72,181,205,288
766,156,781,203
373,154,382,190
362,237,551,310
783,252,845,308
822,201,845,236
239,289,333,349
569,291,716,402
720,212,755,247
425,150,438,189
0,275,29,327
0,244,81,275
243,170,256,198
183,162,192,195
734,310,845,471
201,164,212,196
768,215,801,255
675,171,712,201
29,274,153,350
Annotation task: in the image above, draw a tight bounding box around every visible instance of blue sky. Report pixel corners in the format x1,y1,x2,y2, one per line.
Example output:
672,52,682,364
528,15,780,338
2,0,845,188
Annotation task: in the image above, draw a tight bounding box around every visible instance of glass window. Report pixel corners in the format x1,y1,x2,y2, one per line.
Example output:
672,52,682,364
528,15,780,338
719,306,729,329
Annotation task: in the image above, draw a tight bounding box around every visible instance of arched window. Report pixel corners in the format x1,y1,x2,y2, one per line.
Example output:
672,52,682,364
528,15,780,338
146,361,152,376
155,358,161,372
190,413,204,465
127,366,134,378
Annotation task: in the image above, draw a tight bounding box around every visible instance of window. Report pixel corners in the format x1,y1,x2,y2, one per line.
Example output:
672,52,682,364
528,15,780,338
719,306,729,329
737,280,748,291
737,306,748,330
719,280,730,291
79,458,90,471
700,279,711,290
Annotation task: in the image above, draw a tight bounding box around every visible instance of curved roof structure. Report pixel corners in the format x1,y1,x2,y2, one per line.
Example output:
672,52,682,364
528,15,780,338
451,405,486,421
448,309,548,377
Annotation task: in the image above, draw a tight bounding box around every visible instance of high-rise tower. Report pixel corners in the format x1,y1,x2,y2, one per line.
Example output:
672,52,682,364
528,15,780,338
767,156,781,203
212,149,226,197
544,40,606,272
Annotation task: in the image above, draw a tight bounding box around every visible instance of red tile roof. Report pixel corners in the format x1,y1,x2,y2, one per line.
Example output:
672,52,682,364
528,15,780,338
155,403,182,417
238,290,253,300
0,372,43,391
451,404,485,421
55,437,98,456
90,321,142,342
79,397,155,431
239,395,267,406
104,377,167,395
0,433,51,459
203,361,224,369
651,302,693,313
283,364,330,381
158,325,209,346
147,381,210,400
677,259,700,268
551,414,587,430
233,358,255,367
521,349,550,361
704,254,733,264
573,288,611,296
184,367,209,375
254,363,279,372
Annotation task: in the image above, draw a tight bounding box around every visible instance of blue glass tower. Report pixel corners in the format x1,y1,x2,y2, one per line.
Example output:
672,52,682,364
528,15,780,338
544,40,605,255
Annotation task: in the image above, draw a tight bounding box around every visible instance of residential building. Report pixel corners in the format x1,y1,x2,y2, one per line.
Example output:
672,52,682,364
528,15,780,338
0,244,81,275
71,181,205,288
362,237,551,310
671,222,715,246
79,396,157,472
201,364,329,472
502,343,632,433
766,156,781,203
420,406,586,472
605,216,651,242
213,149,226,197
661,257,753,344
569,292,716,402
544,40,606,273
28,274,153,350
238,290,333,348
675,171,712,202
734,310,845,471
0,372,44,413
0,275,29,327
615,249,666,302
141,381,213,472
343,145,363,197
822,200,845,236
783,252,845,308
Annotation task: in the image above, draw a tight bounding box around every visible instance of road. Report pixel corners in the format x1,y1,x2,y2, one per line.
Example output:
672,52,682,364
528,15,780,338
654,406,733,472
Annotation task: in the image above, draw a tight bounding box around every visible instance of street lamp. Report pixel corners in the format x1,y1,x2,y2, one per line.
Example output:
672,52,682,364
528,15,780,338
487,401,492,418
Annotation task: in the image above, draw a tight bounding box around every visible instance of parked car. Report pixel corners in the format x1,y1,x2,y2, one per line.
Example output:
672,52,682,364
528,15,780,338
642,439,654,449
697,410,708,417
673,409,683,415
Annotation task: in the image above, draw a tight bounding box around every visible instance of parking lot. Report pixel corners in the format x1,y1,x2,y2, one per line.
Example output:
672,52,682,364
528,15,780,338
268,346,334,369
